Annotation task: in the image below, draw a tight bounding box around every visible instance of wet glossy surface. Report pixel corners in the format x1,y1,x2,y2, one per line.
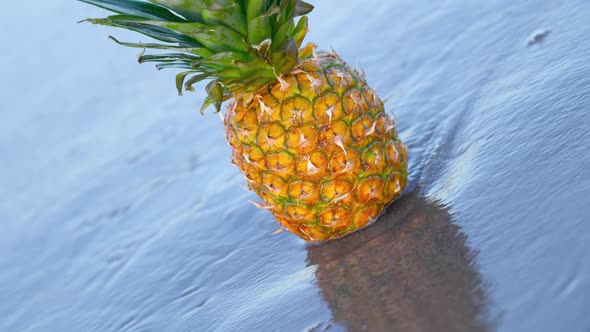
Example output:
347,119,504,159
1,0,589,331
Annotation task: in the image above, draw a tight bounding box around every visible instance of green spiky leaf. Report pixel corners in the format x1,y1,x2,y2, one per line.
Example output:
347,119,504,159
248,4,279,46
79,0,315,108
148,0,206,22
202,3,248,36
185,73,213,92
292,15,309,47
108,36,212,57
139,53,202,64
200,97,213,115
199,52,251,70
153,21,250,53
155,61,195,70
205,80,224,112
84,15,201,45
295,1,314,16
79,0,186,22
176,71,195,95
246,0,269,22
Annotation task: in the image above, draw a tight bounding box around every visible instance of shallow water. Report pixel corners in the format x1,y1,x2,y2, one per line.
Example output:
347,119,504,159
1,0,589,331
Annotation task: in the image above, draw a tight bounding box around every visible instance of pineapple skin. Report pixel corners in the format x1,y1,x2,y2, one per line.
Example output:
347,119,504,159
225,51,408,241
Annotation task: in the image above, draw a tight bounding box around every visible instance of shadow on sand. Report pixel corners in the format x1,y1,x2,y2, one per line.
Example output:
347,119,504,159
307,189,491,331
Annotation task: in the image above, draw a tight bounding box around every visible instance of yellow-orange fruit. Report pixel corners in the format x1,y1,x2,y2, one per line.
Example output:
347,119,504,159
225,52,407,241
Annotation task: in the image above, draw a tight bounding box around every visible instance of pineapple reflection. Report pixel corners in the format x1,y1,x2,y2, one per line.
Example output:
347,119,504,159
307,190,489,332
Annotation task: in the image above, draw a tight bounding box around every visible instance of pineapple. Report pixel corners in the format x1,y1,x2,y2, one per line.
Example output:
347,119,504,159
80,0,408,241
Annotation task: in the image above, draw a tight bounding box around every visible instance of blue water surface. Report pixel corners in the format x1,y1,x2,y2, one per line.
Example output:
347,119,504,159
1,0,589,331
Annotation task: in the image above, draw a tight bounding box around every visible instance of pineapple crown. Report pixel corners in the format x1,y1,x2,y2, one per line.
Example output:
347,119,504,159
79,0,314,113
